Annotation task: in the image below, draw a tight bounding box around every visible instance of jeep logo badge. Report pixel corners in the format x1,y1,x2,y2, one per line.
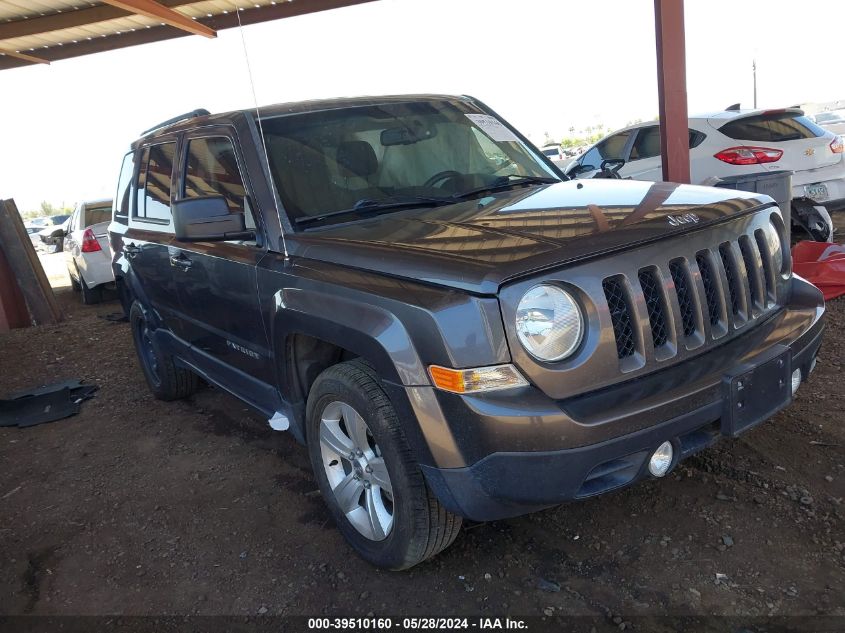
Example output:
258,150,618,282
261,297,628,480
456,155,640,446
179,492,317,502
667,213,701,226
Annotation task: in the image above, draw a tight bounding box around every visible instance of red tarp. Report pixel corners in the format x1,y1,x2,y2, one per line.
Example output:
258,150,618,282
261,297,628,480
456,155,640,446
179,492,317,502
792,241,845,300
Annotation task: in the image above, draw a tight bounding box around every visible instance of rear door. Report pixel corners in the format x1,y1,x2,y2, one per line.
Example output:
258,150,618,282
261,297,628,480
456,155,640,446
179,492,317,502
124,139,184,334
171,131,275,399
624,125,709,182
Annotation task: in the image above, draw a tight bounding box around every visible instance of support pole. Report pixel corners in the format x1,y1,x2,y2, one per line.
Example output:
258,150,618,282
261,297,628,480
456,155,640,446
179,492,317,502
654,0,690,184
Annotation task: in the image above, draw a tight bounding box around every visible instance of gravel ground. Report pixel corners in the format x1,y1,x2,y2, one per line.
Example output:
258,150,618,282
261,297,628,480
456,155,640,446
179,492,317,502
0,253,842,623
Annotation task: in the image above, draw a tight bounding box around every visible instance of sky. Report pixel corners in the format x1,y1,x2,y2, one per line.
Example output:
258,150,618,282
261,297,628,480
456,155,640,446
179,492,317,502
1,0,843,213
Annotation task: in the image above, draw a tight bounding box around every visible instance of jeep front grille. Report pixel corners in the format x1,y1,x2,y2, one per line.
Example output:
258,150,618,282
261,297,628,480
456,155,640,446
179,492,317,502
603,227,779,369
696,251,723,328
719,243,743,319
669,260,696,338
603,277,637,359
754,228,776,304
638,268,668,348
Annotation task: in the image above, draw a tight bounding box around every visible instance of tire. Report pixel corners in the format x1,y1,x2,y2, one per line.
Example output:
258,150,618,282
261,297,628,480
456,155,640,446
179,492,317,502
306,359,462,570
129,301,198,401
78,268,103,305
69,270,81,292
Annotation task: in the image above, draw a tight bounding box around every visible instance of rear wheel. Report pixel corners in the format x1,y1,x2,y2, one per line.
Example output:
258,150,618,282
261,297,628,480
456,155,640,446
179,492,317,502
77,267,102,305
129,301,198,401
69,270,81,292
306,360,462,570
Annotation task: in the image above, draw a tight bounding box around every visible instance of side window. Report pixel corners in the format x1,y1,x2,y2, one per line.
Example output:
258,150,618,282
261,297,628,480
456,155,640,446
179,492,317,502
629,126,661,161
579,146,601,170
183,136,255,231
689,128,707,148
135,142,176,223
581,131,632,170
113,151,136,226
629,127,708,161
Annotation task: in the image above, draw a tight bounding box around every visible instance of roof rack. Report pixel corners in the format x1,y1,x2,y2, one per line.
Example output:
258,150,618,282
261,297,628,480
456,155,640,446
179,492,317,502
141,108,210,136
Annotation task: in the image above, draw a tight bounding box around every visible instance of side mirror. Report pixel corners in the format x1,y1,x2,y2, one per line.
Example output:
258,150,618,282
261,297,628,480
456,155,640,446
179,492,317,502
566,162,590,177
172,196,254,242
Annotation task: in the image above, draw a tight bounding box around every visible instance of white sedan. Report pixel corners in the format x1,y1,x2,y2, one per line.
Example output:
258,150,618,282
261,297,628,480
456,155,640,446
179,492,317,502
565,107,844,240
64,199,114,304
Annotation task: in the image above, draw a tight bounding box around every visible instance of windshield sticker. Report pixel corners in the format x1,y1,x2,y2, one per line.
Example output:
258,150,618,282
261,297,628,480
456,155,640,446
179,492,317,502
465,114,519,142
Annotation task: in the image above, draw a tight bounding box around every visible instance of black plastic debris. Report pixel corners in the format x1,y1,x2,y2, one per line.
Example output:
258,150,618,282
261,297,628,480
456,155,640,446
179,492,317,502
0,380,99,428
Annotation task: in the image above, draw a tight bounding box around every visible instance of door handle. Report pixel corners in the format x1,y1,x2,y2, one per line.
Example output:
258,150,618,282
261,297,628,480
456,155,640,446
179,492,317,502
169,254,192,270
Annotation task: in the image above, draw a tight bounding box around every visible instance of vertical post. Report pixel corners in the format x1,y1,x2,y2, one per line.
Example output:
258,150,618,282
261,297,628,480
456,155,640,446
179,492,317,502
654,0,690,184
753,59,757,108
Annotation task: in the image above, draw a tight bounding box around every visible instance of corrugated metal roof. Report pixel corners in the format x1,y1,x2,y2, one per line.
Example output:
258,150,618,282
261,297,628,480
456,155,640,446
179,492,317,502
0,0,374,70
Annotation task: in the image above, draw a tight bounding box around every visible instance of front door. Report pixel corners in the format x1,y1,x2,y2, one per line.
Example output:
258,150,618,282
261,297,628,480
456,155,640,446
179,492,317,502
170,132,275,404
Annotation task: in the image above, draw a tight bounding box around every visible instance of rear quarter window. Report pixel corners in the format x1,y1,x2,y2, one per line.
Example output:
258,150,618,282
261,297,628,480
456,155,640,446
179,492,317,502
720,113,826,142
84,206,112,227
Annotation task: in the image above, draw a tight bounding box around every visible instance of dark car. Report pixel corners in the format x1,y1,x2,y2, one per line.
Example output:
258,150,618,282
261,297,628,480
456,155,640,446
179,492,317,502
38,214,71,251
109,95,825,570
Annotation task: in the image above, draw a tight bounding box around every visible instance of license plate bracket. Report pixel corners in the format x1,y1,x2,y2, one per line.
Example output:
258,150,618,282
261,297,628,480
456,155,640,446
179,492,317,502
721,345,792,438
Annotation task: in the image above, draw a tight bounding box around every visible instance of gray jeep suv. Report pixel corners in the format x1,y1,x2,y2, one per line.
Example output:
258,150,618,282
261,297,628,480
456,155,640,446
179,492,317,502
109,95,825,569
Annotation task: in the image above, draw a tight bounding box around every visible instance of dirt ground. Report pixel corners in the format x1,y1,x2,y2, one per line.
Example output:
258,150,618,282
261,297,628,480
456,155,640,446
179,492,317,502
0,251,843,624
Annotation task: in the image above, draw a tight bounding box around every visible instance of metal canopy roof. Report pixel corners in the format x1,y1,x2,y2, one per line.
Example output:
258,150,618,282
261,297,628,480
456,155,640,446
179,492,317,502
0,0,374,71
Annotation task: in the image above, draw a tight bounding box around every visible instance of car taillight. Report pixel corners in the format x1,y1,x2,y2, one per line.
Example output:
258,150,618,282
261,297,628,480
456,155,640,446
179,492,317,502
81,228,102,253
831,136,844,154
714,146,783,165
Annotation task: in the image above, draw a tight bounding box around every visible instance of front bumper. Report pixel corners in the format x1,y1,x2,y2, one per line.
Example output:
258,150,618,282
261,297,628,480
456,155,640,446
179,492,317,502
420,279,825,522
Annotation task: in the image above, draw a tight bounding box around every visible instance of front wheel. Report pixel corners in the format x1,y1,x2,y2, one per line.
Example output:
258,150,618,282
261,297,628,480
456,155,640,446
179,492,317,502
306,360,462,570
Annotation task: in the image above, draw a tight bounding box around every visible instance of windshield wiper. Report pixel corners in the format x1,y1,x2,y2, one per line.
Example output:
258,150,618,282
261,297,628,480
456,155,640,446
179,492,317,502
451,175,560,201
294,195,452,227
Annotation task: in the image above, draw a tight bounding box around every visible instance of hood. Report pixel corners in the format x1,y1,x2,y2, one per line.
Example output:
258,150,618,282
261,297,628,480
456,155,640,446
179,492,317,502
289,180,773,294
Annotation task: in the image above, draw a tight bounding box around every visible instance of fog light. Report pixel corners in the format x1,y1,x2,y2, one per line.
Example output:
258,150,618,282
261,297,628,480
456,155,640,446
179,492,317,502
648,441,674,477
791,368,802,395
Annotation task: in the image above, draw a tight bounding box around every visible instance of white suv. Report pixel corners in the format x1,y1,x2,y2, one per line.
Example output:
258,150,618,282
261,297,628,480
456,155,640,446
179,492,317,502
566,107,844,238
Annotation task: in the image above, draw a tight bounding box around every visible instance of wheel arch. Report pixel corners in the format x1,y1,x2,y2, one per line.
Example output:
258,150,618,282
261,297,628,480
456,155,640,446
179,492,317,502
270,288,436,463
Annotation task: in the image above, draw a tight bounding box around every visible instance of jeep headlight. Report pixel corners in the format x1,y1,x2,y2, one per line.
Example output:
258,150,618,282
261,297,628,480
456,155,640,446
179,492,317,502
515,285,583,362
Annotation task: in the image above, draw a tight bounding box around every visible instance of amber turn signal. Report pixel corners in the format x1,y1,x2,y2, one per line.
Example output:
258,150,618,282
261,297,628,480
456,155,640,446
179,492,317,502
428,364,529,394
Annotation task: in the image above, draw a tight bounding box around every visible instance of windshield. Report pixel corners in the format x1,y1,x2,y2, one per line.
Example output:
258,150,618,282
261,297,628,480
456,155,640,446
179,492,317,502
260,99,559,226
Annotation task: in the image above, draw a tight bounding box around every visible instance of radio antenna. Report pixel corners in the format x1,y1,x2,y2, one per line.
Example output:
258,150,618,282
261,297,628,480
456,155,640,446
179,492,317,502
235,6,289,259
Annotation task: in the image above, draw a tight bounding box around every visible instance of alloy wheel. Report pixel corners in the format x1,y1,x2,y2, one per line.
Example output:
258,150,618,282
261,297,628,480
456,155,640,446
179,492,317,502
319,401,394,541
